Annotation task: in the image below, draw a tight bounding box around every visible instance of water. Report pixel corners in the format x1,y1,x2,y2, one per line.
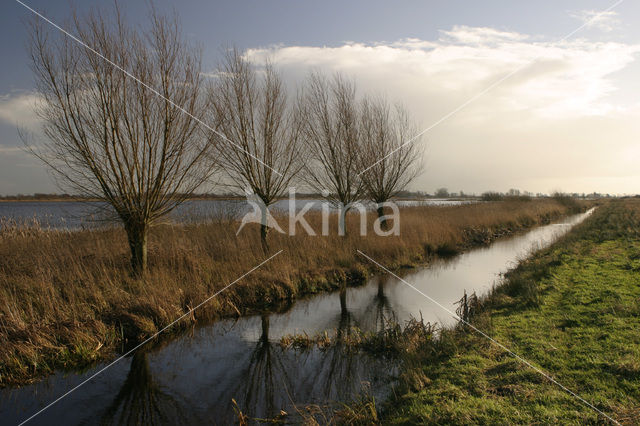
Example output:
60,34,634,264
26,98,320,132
0,209,593,425
0,199,473,230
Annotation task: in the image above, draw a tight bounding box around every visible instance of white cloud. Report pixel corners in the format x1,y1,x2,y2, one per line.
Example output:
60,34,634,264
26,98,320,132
243,26,640,193
440,25,529,44
0,91,41,131
246,27,640,119
570,10,620,33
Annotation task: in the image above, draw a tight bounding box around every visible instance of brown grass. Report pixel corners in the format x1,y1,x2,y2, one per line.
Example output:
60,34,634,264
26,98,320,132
0,199,577,385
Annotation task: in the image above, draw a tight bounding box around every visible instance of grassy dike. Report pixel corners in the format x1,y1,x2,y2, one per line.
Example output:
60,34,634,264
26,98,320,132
0,199,578,386
380,199,640,425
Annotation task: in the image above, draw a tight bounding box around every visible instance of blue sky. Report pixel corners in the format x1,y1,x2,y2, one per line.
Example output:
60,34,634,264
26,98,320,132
1,0,640,195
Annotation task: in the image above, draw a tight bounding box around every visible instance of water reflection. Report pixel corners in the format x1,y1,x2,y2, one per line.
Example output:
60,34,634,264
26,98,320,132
100,351,184,426
311,286,396,411
233,314,292,420
222,301,395,422
0,199,474,230
368,277,395,333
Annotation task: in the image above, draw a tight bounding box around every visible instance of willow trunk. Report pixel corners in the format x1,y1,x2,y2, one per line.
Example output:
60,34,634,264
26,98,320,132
376,205,388,230
125,221,149,277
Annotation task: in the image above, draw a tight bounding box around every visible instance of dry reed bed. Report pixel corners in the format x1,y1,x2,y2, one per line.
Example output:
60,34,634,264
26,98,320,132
0,199,574,385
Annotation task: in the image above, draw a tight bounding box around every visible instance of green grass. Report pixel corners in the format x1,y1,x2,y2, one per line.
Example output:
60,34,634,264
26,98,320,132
385,199,640,425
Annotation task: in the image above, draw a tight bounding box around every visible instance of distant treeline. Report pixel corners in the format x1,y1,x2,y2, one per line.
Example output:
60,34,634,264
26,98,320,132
480,190,616,203
0,190,620,201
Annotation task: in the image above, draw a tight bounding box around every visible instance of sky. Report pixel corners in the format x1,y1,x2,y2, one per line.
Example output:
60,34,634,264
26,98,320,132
1,0,640,195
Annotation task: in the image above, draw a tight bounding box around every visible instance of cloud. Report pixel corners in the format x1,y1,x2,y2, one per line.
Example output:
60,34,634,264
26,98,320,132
570,10,620,33
439,25,529,44
246,26,640,119
0,146,24,154
0,91,41,131
242,26,640,193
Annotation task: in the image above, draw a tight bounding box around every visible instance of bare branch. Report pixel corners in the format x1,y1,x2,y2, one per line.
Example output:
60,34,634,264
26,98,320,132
25,5,215,274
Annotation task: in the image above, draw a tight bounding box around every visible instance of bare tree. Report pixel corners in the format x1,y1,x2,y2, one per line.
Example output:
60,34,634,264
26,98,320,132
297,72,364,234
435,188,449,198
208,49,302,252
26,7,214,275
358,96,423,228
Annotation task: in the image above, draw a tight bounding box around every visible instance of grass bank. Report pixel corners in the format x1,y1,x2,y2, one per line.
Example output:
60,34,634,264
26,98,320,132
376,199,640,424
0,199,578,386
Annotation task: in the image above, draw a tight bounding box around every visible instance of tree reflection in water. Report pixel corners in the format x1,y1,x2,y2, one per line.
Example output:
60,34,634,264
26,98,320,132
313,283,397,404
363,276,396,333
97,283,399,424
315,287,369,400
100,351,184,426
230,288,398,421
237,314,294,418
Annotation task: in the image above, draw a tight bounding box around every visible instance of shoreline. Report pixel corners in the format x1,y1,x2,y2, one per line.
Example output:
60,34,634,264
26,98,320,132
0,195,479,204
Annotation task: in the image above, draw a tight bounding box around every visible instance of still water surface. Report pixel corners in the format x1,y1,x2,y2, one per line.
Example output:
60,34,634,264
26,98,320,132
0,199,472,230
0,209,593,425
